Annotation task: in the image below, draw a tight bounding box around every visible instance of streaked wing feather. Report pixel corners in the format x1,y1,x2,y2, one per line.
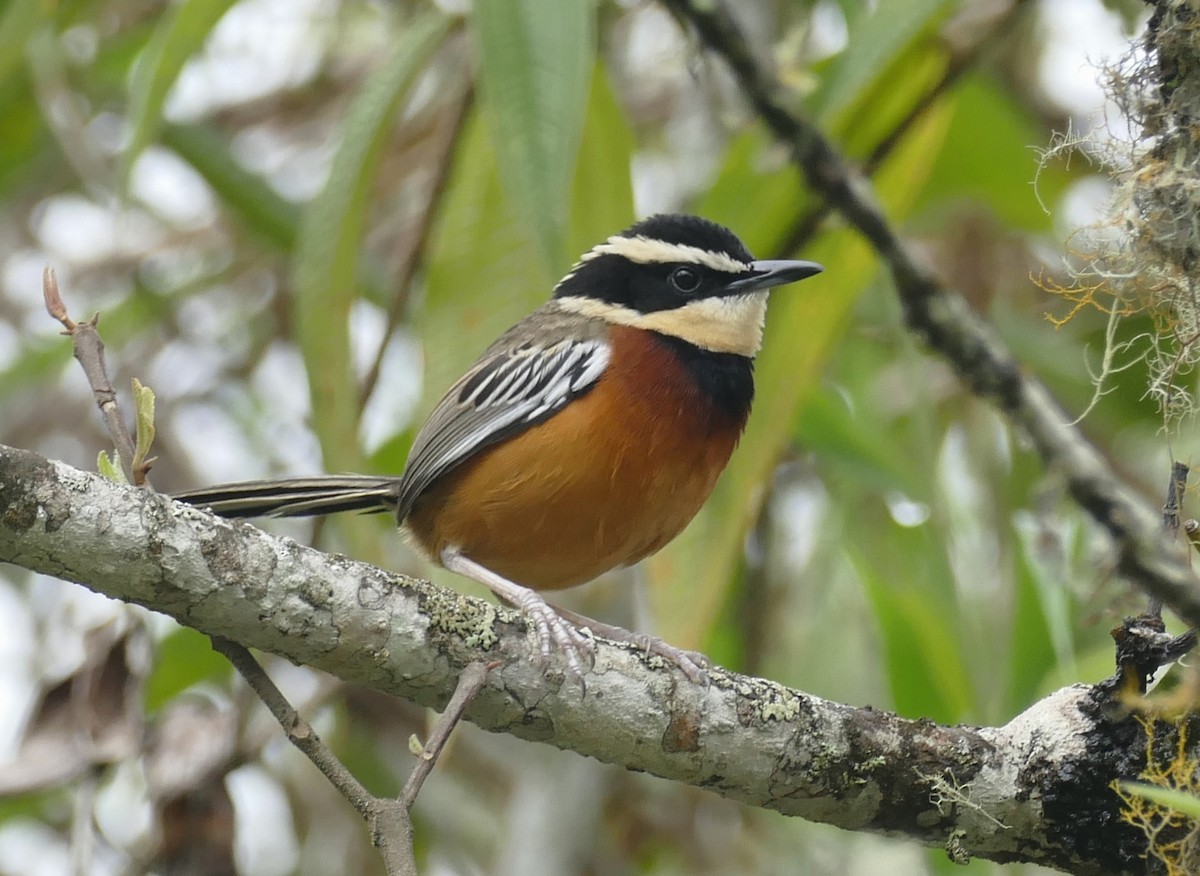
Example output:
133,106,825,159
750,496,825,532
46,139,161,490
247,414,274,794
396,337,610,520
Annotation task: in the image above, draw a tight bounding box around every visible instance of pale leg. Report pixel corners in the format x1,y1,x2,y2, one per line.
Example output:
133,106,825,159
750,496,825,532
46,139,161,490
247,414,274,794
441,548,596,678
551,605,710,684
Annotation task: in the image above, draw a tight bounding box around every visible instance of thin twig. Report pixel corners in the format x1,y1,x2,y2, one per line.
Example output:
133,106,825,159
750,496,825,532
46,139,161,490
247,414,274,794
214,639,489,876
211,637,414,875
70,767,98,876
773,30,990,258
44,267,142,485
210,638,375,816
45,277,425,872
357,85,474,416
401,660,493,808
661,0,1200,630
1151,461,1190,617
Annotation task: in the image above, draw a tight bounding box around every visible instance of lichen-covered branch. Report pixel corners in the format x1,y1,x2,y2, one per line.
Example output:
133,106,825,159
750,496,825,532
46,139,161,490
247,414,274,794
0,443,1182,874
660,0,1200,630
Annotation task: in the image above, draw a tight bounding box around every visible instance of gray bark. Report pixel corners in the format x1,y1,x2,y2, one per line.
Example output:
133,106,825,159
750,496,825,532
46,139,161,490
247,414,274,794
0,443,1179,874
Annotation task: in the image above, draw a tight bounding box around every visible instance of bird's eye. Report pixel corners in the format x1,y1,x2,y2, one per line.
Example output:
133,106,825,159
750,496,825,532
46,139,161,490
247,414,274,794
669,267,701,293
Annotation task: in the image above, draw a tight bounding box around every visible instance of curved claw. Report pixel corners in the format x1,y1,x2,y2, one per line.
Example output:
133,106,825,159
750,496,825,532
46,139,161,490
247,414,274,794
630,634,710,685
551,605,712,685
440,548,595,686
513,587,596,681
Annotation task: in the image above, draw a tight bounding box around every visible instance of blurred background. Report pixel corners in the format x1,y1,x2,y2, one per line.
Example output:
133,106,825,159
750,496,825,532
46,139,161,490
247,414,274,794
0,0,1181,873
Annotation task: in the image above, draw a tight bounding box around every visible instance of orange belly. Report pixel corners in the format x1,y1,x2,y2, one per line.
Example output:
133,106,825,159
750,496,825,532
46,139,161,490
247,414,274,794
405,326,747,590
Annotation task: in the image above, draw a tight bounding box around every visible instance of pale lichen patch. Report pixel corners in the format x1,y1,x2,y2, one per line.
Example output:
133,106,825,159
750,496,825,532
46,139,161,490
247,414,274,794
413,580,501,651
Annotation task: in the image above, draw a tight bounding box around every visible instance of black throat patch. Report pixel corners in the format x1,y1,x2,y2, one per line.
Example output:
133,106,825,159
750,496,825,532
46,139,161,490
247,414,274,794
650,331,755,425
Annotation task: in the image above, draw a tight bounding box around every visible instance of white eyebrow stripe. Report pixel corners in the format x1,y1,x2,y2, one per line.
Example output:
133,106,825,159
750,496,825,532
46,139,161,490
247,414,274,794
580,235,751,273
554,293,768,357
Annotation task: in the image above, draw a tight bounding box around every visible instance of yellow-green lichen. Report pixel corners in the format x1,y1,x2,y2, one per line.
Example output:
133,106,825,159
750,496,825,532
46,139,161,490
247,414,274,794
417,582,501,651
731,676,804,725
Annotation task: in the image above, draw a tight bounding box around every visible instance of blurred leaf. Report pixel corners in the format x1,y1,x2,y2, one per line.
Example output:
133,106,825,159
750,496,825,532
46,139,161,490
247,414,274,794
0,0,45,89
852,531,974,722
472,0,594,273
123,0,238,183
0,342,71,401
0,629,145,795
422,109,550,419
0,86,50,198
567,65,634,258
422,62,631,417
793,390,928,498
810,0,955,122
696,129,809,256
163,122,298,249
341,729,402,799
653,101,953,650
0,790,56,824
831,38,948,158
366,426,417,482
1117,782,1200,820
292,12,450,482
1007,513,1077,710
84,17,158,93
144,626,231,712
918,73,1080,231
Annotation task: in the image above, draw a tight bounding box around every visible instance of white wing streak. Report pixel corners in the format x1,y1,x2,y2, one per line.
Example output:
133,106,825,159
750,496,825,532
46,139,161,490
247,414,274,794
396,338,610,519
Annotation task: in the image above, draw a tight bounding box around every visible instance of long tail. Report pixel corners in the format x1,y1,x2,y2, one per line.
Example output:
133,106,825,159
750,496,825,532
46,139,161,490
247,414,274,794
172,475,401,519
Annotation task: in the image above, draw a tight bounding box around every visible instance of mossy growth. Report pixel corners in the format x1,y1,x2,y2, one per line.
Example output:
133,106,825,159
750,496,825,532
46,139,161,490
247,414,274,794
1112,715,1200,875
1042,2,1200,424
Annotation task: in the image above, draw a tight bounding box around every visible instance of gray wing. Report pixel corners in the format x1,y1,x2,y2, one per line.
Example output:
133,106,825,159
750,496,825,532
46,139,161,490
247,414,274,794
395,327,611,520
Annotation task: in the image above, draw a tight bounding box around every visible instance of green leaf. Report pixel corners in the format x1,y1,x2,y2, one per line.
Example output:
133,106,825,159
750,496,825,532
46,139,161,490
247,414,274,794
123,0,239,182
421,108,550,420
793,390,928,498
162,122,298,250
810,0,956,122
471,0,594,273
567,65,634,259
852,533,974,722
131,377,156,475
0,86,50,200
695,128,809,256
0,0,45,90
292,12,450,480
918,73,1080,231
97,450,126,484
144,626,231,711
1006,513,1077,710
1117,782,1200,820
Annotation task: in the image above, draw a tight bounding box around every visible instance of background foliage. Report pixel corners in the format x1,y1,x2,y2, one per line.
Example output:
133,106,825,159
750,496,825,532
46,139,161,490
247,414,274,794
0,0,1179,873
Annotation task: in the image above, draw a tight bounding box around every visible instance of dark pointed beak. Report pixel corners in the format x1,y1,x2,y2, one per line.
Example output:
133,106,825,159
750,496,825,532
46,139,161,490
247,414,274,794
726,259,823,294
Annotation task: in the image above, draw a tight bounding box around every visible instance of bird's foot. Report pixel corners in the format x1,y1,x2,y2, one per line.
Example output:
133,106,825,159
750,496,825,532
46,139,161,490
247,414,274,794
440,548,595,684
631,633,711,685
511,587,596,680
552,607,711,684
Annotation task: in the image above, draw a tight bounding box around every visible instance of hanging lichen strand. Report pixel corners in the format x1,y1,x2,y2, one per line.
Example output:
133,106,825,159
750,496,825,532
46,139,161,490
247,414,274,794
1048,1,1200,422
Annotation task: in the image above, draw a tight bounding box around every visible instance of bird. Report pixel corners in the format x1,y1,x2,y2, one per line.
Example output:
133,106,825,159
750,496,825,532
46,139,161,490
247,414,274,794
173,214,822,681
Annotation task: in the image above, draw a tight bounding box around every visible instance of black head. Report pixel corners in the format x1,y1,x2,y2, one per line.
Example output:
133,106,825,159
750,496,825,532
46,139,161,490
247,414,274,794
622,214,756,263
552,213,822,313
